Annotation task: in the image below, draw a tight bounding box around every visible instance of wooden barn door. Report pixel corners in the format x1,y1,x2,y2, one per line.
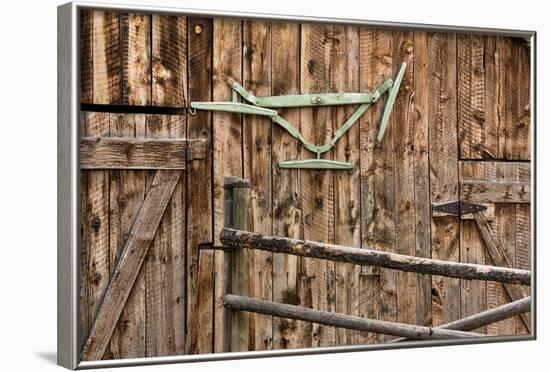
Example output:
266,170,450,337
458,35,531,336
78,11,212,361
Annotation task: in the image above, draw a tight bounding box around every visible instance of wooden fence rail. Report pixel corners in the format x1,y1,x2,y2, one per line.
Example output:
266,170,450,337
223,294,484,340
389,296,532,343
220,228,531,286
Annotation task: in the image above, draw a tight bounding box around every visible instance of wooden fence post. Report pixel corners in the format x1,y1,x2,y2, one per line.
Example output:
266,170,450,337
222,177,251,352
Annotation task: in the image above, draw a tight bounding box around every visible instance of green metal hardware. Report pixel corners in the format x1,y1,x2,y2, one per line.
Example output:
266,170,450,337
190,102,277,116
190,62,407,170
377,63,406,144
278,158,355,170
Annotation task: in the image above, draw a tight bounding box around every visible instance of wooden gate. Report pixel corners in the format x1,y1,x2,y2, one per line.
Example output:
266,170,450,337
78,9,532,361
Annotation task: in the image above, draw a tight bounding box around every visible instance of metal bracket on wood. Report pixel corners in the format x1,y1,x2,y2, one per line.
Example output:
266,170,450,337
191,63,407,170
432,200,487,216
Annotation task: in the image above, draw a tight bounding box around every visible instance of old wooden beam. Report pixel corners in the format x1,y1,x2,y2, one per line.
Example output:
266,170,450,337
80,137,206,169
472,211,532,332
220,228,531,286
224,294,485,340
222,177,251,352
461,180,530,203
389,296,532,343
81,170,181,361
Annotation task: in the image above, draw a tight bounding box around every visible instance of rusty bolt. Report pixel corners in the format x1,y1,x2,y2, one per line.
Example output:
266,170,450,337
194,24,203,34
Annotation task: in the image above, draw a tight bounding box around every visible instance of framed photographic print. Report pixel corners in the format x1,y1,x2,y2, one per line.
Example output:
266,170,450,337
58,1,535,369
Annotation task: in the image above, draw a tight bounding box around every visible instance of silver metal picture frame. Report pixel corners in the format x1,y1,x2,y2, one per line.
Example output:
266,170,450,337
58,1,537,369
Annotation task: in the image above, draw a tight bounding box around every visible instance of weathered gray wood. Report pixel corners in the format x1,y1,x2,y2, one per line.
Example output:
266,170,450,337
472,211,532,331
80,137,206,169
461,180,530,203
224,295,485,340
81,170,181,361
389,296,531,343
222,177,252,352
220,228,531,286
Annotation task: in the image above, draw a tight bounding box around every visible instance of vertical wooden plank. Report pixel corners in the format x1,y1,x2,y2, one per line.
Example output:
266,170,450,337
92,11,121,104
359,28,395,344
458,35,485,159
509,43,531,160
186,17,214,355
299,23,336,348
271,21,302,350
413,31,432,327
108,114,147,358
79,112,110,352
145,115,186,356
428,32,460,326
459,161,487,333
393,30,416,327
152,15,187,107
243,20,273,350
80,9,93,104
121,14,151,105
212,18,243,353
484,37,504,159
485,162,515,335
515,162,531,334
333,25,361,346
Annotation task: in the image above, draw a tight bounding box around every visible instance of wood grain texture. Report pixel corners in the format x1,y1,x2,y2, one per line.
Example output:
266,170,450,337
393,31,416,327
428,32,460,326
224,295,485,340
299,23,337,348
92,11,121,104
484,38,531,160
212,17,243,353
78,11,532,354
152,15,187,107
458,35,485,159
333,25,361,345
107,113,147,358
390,296,531,343
271,21,303,350
80,137,206,169
413,31,432,327
186,17,214,355
461,180,530,203
121,14,151,105
243,20,273,351
515,163,531,334
144,115,186,357
80,9,93,104
221,228,530,285
81,170,181,361
459,162,487,334
79,112,111,352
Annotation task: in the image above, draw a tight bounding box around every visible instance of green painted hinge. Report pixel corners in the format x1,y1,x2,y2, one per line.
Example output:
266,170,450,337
190,62,407,170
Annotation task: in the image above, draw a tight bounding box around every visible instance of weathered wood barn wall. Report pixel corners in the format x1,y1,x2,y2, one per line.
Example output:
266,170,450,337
79,9,531,360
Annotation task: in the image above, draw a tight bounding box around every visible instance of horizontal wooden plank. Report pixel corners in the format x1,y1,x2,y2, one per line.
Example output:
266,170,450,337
220,228,531,285
224,295,485,340
460,180,530,203
80,137,206,169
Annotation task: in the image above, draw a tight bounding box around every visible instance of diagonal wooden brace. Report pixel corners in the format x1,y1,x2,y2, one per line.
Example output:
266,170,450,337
81,170,181,361
472,211,532,332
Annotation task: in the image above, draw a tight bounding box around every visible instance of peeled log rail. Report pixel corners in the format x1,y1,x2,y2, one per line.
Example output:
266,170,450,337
389,296,532,343
220,228,531,286
224,294,485,340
